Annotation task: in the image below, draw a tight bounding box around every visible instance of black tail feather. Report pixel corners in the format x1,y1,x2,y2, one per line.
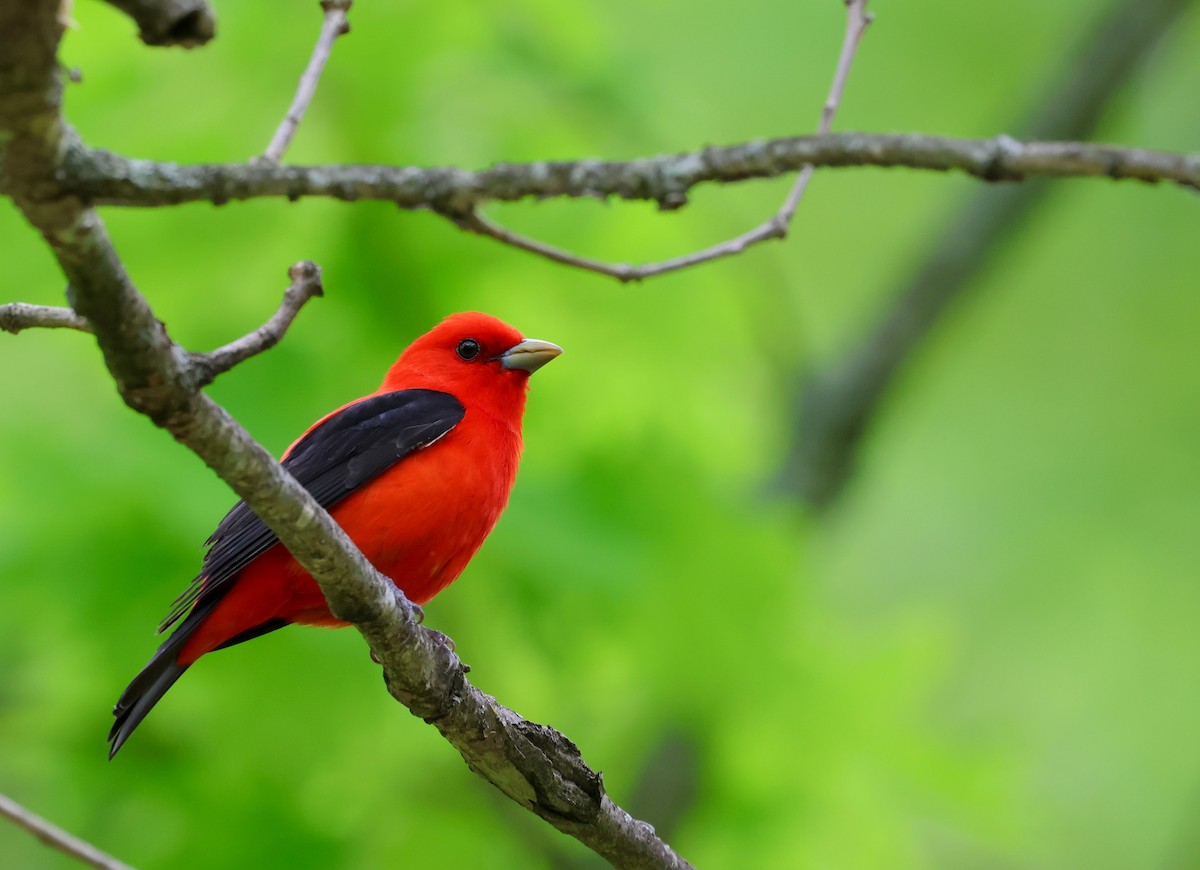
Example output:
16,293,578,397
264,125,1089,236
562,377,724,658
107,595,221,759
108,594,289,758
108,655,188,759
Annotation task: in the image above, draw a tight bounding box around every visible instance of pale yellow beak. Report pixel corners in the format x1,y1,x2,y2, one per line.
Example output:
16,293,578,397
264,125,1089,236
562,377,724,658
499,338,562,373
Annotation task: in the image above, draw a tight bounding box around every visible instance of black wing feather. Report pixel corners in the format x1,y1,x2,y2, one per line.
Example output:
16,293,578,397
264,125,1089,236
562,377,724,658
110,389,462,757
157,388,464,632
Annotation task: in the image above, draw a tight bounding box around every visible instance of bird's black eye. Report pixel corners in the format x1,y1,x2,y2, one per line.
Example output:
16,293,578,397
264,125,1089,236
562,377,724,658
456,339,481,361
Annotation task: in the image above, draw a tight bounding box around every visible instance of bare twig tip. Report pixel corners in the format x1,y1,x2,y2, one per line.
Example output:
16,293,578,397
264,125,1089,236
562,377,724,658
186,261,325,386
288,259,324,293
262,0,353,161
0,303,92,335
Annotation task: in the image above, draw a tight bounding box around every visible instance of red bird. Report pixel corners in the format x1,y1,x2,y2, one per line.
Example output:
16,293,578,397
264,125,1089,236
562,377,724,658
108,312,561,758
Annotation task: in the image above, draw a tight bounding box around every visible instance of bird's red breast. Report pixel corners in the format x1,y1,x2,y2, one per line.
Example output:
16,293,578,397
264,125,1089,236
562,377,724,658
176,394,525,663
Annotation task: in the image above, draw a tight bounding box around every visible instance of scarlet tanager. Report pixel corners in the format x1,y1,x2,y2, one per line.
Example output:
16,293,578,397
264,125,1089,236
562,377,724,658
108,312,561,758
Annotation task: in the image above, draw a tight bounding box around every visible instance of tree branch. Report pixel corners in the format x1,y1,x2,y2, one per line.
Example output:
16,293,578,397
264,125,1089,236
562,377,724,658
453,0,872,281
261,0,352,163
778,0,872,222
0,792,134,870
0,3,692,866
99,0,216,48
186,260,324,387
781,0,1196,508
64,133,1200,211
0,302,91,334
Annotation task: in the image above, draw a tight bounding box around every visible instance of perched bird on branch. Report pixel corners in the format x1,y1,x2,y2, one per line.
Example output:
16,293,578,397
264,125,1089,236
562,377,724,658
108,312,561,758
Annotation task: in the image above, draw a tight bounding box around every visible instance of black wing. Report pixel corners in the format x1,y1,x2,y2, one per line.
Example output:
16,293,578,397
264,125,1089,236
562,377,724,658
158,388,465,632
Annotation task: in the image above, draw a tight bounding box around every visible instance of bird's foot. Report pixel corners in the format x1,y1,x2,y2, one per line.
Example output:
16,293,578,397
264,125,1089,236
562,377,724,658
391,585,424,624
426,629,456,654
429,629,470,673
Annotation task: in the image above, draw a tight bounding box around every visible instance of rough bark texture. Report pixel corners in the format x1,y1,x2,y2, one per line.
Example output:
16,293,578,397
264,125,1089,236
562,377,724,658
55,133,1200,212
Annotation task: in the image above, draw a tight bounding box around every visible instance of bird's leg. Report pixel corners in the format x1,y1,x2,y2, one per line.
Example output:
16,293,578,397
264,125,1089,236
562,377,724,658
368,589,426,665
426,629,469,674
389,584,424,624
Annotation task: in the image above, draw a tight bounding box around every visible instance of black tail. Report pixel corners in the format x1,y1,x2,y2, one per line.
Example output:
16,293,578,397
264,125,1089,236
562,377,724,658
108,653,188,759
107,595,221,760
108,593,289,759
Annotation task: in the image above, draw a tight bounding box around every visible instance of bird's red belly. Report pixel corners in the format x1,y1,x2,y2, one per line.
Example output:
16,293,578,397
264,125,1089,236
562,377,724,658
177,425,515,664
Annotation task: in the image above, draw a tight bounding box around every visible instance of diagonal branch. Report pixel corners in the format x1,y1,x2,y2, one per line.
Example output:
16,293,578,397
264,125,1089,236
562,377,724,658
0,792,134,870
261,0,352,163
0,4,692,866
0,302,91,334
186,260,324,387
781,0,1196,508
454,0,872,280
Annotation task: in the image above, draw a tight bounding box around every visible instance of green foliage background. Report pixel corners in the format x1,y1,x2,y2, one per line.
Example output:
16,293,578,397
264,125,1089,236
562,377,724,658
3,1,1199,867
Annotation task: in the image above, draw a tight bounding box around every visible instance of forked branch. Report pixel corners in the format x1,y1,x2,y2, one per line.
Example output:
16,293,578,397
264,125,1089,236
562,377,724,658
187,260,325,387
0,5,695,865
453,0,873,280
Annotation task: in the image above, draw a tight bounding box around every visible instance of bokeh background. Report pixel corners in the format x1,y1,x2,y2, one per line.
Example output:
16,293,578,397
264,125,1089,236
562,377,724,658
3,0,1199,867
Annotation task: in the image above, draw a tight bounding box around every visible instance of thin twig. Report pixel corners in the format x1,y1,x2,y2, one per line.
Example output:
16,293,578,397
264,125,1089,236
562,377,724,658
0,301,91,334
453,210,642,280
455,0,872,281
186,260,324,387
262,0,351,162
455,207,780,283
781,0,873,220
0,792,135,870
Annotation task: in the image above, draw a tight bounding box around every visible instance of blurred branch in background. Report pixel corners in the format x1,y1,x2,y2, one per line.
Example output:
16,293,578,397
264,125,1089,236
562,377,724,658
0,792,133,870
780,0,1196,509
509,730,701,870
622,732,701,852
99,0,216,47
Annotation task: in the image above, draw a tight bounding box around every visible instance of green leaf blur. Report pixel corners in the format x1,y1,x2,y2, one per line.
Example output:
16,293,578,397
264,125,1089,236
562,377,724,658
2,1,1199,867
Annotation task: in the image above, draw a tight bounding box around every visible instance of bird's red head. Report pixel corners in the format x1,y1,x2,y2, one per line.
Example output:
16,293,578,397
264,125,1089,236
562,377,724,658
380,312,562,408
